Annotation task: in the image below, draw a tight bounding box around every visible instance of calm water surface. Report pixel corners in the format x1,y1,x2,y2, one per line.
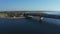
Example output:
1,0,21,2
0,17,60,34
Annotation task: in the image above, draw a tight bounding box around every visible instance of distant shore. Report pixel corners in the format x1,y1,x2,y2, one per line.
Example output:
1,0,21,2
0,17,26,19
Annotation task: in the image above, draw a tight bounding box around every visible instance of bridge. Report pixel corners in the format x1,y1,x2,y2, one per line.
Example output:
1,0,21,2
22,13,60,23
23,13,60,19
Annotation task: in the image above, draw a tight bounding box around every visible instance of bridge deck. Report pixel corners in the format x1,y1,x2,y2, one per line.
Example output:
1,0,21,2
25,13,60,19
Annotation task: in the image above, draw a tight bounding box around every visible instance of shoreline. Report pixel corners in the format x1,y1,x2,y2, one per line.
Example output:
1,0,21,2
0,17,26,19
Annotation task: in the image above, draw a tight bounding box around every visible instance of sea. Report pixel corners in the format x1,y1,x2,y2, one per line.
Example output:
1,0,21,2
0,11,60,34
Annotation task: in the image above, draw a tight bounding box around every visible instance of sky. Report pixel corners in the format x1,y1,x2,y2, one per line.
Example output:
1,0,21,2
0,0,60,11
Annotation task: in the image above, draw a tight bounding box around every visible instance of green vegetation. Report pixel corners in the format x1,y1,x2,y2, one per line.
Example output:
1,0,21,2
0,11,47,17
0,13,8,17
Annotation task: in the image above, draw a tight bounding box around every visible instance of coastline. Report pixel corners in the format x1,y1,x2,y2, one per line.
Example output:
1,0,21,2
0,17,26,19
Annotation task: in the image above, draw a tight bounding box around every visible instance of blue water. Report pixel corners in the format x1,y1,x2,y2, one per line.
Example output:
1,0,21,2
45,11,60,15
0,18,60,34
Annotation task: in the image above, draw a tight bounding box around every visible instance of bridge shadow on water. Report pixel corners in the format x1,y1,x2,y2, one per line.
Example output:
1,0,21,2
0,18,60,34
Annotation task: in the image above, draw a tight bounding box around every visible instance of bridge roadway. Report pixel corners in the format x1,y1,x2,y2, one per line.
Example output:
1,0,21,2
23,13,60,19
22,13,60,23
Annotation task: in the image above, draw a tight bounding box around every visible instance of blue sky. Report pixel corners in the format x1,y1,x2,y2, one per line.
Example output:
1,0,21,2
0,0,60,11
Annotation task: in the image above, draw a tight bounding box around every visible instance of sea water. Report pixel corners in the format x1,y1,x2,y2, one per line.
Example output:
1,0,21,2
0,11,60,34
0,18,60,34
